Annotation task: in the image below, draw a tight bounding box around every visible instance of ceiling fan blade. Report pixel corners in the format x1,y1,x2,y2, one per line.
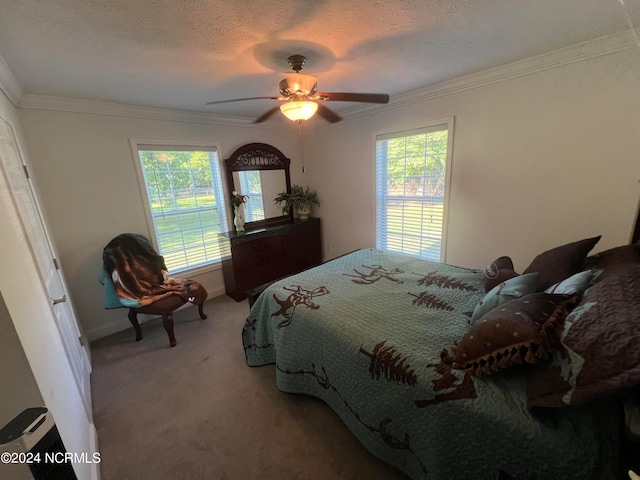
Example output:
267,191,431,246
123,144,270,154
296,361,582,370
253,106,283,123
315,92,390,104
316,103,342,123
206,96,280,105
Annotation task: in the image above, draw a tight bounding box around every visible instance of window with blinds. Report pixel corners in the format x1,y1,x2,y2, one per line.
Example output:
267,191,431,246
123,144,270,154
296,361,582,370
237,170,266,223
133,142,228,273
376,122,453,262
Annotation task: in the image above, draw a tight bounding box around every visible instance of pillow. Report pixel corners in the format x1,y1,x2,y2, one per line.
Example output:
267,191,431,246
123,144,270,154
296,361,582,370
527,263,640,406
544,270,593,295
452,293,578,377
483,256,519,292
583,243,640,278
471,273,539,324
523,236,601,291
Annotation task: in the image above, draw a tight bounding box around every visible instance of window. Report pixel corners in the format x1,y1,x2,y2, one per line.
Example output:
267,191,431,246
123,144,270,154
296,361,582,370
237,170,265,222
132,142,228,273
376,121,453,262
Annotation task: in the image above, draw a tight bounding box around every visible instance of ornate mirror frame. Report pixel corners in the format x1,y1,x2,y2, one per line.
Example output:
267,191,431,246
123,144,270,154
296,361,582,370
224,143,293,230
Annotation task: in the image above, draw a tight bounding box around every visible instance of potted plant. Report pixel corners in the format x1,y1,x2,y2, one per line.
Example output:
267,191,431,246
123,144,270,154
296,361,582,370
274,184,320,220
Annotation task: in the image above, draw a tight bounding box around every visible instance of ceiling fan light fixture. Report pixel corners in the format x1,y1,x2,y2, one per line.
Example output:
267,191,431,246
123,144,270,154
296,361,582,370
280,101,318,121
206,54,388,124
279,73,318,96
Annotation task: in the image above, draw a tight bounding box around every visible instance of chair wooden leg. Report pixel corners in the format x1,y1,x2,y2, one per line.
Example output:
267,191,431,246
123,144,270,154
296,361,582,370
162,313,177,347
198,302,207,320
128,309,143,342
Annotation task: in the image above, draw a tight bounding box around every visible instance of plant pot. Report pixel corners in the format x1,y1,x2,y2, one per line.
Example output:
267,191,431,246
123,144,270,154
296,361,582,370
295,205,311,220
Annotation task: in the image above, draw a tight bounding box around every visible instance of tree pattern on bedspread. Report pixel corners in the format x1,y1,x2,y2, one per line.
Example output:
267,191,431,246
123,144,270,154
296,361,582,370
414,271,477,291
360,341,418,385
415,348,478,407
408,291,455,310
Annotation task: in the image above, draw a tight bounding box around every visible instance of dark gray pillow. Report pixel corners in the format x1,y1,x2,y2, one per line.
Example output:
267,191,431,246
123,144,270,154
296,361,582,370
523,236,601,291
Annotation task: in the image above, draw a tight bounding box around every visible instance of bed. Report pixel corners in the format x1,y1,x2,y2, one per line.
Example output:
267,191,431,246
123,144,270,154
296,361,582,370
242,240,640,479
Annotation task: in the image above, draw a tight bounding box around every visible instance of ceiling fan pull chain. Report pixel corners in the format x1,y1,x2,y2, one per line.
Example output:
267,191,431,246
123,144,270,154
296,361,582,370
298,120,305,173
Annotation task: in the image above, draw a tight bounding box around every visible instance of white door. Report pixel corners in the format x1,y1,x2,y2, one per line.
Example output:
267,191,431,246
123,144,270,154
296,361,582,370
0,118,92,416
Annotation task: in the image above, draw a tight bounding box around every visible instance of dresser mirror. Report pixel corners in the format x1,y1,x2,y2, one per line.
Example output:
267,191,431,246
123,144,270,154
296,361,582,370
224,143,292,230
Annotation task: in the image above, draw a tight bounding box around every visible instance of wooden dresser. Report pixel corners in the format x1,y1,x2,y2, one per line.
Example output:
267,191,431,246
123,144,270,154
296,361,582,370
219,218,322,301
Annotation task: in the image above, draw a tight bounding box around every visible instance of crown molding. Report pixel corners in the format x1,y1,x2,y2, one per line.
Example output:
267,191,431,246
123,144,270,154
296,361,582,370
0,54,24,107
17,94,287,128
341,28,638,120
13,28,638,125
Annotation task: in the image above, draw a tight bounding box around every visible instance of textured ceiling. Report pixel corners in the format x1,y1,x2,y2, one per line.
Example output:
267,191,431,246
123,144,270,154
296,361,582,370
0,0,639,121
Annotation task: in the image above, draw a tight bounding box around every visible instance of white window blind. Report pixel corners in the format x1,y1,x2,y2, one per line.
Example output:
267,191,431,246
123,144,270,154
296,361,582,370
376,122,452,262
238,170,265,222
135,143,228,273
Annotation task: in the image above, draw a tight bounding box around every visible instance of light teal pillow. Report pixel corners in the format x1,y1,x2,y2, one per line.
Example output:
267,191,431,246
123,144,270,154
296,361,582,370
544,270,593,295
470,273,539,325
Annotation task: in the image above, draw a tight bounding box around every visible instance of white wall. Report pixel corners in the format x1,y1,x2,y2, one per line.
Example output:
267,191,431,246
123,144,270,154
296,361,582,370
17,110,302,340
302,46,640,272
0,93,97,480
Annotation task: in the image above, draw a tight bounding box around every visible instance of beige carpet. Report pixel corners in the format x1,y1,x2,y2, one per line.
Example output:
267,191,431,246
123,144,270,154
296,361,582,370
91,295,407,480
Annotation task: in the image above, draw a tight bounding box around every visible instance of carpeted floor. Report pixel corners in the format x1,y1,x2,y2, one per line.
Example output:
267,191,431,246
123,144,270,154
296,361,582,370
91,295,407,480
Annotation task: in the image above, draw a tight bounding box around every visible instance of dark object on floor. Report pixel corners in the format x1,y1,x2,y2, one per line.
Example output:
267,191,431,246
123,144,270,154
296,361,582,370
101,233,207,347
0,407,77,479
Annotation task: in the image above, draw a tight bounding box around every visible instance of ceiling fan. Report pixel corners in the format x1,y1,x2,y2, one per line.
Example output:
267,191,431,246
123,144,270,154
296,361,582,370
206,55,390,123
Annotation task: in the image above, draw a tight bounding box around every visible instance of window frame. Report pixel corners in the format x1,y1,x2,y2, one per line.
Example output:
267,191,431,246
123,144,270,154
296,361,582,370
374,117,455,263
129,138,230,276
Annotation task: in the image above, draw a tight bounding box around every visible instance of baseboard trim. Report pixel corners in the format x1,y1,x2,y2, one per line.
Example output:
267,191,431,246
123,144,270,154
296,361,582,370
89,422,101,480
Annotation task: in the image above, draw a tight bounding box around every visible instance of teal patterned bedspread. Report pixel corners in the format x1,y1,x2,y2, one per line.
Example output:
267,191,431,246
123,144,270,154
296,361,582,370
242,249,620,479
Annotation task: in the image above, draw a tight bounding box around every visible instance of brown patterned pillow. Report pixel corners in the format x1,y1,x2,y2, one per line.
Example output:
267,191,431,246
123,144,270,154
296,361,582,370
528,263,640,406
483,256,519,292
451,293,578,377
523,236,601,290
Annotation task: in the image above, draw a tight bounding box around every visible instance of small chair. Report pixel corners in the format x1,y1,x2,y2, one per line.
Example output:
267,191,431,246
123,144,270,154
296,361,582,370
101,233,208,347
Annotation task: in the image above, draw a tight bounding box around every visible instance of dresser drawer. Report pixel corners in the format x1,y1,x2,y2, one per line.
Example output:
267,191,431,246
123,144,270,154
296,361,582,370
287,237,320,262
221,218,321,301
284,223,322,272
235,263,286,292
232,236,282,269
284,222,320,245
